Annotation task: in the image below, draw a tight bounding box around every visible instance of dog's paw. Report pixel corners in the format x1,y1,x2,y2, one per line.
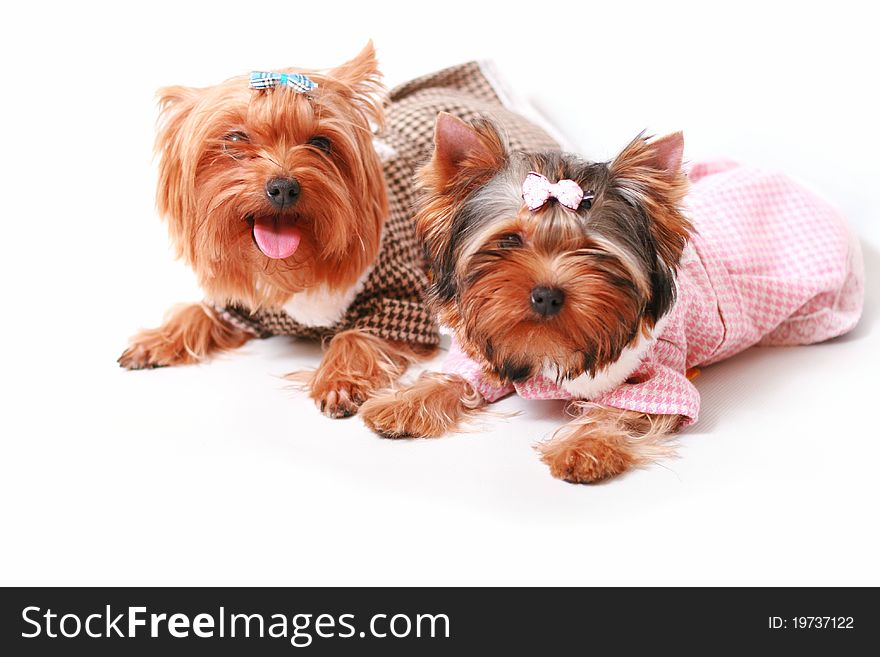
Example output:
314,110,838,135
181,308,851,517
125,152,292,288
312,383,368,419
118,344,166,370
118,331,192,370
360,389,453,439
361,373,479,438
537,436,633,484
359,391,418,438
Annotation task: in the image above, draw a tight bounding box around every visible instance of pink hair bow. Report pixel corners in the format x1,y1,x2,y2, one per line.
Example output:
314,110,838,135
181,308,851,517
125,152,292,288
521,171,589,211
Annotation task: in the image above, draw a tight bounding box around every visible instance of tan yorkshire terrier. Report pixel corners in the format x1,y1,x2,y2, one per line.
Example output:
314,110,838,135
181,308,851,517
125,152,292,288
360,113,863,482
119,46,560,417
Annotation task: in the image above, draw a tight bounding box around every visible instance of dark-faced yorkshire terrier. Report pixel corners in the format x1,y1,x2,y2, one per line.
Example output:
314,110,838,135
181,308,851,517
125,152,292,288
118,44,437,417
360,112,863,482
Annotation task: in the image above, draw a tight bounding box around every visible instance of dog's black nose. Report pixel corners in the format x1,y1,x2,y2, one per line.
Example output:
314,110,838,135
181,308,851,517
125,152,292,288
265,177,301,209
530,286,565,317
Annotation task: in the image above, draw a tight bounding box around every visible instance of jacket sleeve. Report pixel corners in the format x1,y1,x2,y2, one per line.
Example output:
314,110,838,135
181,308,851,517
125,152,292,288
595,339,700,426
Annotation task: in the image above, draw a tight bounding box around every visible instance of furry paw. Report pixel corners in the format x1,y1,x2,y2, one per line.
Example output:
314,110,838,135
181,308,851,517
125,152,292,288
537,436,633,484
300,329,418,420
118,332,190,370
119,304,251,370
312,383,368,419
360,373,482,438
537,405,680,484
359,390,429,438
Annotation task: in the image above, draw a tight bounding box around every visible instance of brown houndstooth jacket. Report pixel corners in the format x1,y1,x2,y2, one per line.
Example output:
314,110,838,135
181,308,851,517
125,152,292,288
215,62,559,346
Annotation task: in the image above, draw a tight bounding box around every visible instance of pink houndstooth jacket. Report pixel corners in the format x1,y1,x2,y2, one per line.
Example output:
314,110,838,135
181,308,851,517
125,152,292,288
443,159,865,425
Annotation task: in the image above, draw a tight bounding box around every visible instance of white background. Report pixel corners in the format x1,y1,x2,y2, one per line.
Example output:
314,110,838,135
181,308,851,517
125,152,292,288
1,0,877,586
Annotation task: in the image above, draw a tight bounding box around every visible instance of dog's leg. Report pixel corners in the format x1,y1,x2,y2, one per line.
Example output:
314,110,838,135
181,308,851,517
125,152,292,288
118,303,252,369
303,329,436,418
360,372,485,437
537,403,682,483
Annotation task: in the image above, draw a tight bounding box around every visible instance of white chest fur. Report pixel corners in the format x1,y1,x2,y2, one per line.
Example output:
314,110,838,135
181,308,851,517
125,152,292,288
542,313,670,399
281,266,373,328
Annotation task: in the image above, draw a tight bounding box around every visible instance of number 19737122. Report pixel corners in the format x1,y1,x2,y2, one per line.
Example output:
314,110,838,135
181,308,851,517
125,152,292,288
769,617,853,630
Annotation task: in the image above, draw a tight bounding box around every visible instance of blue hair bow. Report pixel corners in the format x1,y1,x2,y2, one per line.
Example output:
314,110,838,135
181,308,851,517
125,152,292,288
249,71,318,93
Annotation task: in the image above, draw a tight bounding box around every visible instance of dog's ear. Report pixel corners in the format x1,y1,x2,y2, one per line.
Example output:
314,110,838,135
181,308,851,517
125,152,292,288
156,85,199,132
642,131,684,178
415,114,508,297
330,40,380,84
609,132,691,324
155,85,199,146
326,41,385,128
154,85,202,262
610,131,691,268
428,112,507,192
154,88,199,202
611,131,685,184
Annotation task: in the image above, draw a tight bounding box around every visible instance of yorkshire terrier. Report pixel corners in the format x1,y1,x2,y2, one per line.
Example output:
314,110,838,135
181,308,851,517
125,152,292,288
118,44,439,417
360,112,863,482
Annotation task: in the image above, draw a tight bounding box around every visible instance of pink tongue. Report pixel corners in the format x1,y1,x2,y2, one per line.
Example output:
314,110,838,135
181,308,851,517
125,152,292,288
253,217,301,259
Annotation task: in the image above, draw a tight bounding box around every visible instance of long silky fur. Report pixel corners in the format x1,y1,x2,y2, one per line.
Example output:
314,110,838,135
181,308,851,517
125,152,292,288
287,329,434,417
359,372,485,438
118,302,252,369
537,402,682,483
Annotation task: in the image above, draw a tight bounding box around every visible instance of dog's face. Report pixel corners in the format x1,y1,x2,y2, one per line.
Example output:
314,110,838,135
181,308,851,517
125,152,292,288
155,43,387,308
417,113,692,384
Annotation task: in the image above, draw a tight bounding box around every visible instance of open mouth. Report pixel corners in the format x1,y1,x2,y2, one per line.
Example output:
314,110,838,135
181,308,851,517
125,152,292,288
248,214,301,260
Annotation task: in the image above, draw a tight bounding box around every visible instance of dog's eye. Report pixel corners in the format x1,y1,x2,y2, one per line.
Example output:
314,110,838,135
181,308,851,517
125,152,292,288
579,192,595,211
222,131,250,159
498,233,523,249
307,136,331,153
224,131,250,143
